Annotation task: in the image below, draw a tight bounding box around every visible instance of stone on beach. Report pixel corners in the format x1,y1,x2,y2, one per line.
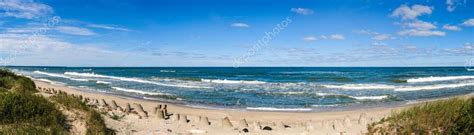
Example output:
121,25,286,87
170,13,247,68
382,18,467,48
153,105,160,114
124,103,132,114
221,117,233,128
262,126,272,131
133,103,148,118
199,116,210,126
253,122,262,130
110,100,118,110
178,114,188,123
238,119,249,127
332,120,342,130
156,110,165,120
99,99,108,108
88,99,99,106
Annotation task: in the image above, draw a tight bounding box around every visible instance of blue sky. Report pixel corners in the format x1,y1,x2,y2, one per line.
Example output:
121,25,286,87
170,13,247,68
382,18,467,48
0,0,473,67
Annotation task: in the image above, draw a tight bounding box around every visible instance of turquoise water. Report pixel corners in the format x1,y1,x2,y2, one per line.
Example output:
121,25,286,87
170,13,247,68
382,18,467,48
8,67,474,111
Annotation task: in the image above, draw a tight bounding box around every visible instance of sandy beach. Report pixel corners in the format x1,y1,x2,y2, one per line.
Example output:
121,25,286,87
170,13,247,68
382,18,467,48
33,80,412,135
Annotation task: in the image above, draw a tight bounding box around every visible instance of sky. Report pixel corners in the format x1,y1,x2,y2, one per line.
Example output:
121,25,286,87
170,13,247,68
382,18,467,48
0,0,473,67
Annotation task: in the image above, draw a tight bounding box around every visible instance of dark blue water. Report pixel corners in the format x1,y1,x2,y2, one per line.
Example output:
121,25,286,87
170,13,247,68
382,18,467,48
7,67,474,111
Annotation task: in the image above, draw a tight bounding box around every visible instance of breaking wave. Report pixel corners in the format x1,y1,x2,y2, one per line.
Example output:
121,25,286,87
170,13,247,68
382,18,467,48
322,84,396,90
407,76,474,83
112,87,171,96
395,82,474,91
201,79,266,84
34,71,89,82
64,72,210,89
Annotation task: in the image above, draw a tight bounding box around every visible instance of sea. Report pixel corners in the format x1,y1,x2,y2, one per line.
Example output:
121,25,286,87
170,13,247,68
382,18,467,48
6,66,474,112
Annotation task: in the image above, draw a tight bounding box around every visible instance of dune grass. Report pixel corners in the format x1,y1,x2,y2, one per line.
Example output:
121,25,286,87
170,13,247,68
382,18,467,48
0,90,68,134
0,69,67,134
0,69,114,134
368,97,474,134
0,69,37,94
50,93,115,135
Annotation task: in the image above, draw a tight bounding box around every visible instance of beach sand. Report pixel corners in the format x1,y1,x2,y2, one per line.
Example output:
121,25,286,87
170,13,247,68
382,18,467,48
35,80,405,135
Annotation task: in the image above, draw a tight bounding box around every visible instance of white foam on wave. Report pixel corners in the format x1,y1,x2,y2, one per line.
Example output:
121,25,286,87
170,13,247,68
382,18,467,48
350,95,388,100
315,92,344,96
34,71,89,82
160,70,176,73
407,76,474,83
246,107,312,111
64,72,210,89
395,82,474,91
322,84,396,90
36,78,54,83
201,79,266,84
96,81,111,84
111,87,171,96
311,104,339,107
35,78,66,85
283,92,306,95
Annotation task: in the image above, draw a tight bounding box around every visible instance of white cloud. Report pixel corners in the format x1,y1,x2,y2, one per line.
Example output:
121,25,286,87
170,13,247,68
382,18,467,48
398,29,445,37
372,34,393,41
0,33,117,66
330,34,345,40
302,36,317,41
446,0,466,12
87,24,130,31
291,8,314,15
354,29,378,35
55,26,96,36
462,18,474,26
404,20,437,30
391,4,433,20
355,30,394,41
0,0,53,19
397,19,446,37
442,24,461,31
319,35,327,39
302,34,344,42
230,23,250,28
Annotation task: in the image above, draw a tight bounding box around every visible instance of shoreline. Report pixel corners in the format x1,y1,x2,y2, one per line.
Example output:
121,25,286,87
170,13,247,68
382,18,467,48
33,80,472,134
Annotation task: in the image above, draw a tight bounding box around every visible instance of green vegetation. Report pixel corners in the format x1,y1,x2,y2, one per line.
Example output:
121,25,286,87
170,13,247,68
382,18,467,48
110,113,125,121
50,94,115,135
368,97,474,134
0,69,37,94
0,93,68,134
0,69,114,134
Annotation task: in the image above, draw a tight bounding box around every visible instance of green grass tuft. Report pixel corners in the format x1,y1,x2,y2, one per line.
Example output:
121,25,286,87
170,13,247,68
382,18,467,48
0,92,68,134
368,97,474,134
0,69,37,94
